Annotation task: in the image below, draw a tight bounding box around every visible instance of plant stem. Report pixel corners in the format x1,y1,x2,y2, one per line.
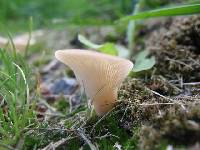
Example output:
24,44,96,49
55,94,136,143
127,0,142,58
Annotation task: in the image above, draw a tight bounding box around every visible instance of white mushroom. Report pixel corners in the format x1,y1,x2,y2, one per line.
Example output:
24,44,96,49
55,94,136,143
55,49,133,116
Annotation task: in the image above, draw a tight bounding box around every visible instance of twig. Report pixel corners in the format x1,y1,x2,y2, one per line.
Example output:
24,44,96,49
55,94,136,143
189,57,200,66
77,128,98,150
25,127,75,133
146,88,186,110
40,136,74,150
180,76,183,88
158,75,182,92
36,112,65,117
138,101,200,107
139,102,175,106
181,82,200,86
120,103,129,122
38,99,65,118
94,133,119,140
146,88,174,102
166,57,193,69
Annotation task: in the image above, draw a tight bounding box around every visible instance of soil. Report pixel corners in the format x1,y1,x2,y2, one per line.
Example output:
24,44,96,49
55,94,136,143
118,15,200,149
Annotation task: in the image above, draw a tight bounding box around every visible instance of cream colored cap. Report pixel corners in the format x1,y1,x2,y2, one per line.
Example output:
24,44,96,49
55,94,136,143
55,49,133,116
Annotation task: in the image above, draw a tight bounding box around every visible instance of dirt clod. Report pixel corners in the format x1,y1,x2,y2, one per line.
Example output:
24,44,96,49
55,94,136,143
147,16,200,83
123,15,200,149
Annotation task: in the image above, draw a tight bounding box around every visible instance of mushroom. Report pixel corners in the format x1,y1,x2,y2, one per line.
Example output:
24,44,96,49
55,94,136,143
55,49,133,116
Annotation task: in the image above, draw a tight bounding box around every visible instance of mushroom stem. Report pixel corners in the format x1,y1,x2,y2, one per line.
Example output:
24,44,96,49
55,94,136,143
92,88,117,116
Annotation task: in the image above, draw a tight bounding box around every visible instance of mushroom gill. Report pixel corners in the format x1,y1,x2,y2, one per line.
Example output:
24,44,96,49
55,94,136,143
55,49,133,116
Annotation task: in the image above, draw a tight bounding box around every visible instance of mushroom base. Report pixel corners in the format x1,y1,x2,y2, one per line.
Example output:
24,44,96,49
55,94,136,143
92,89,117,116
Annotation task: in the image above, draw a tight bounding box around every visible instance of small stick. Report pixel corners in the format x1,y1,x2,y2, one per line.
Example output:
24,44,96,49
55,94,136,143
146,88,186,110
94,132,119,140
166,58,193,69
147,88,175,102
77,128,98,150
182,82,200,86
120,104,129,122
40,136,74,150
36,112,65,117
139,102,175,106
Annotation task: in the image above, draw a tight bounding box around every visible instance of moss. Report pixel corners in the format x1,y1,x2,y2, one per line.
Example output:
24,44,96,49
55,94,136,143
54,98,70,114
126,16,200,149
119,78,173,125
117,76,200,149
84,111,133,149
138,104,200,149
145,75,181,95
147,16,200,83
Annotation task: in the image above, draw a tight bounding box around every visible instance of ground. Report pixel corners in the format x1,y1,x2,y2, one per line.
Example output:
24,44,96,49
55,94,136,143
29,15,200,150
0,1,200,149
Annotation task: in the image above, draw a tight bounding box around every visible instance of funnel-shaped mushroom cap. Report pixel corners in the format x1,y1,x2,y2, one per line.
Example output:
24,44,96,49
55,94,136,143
55,49,133,116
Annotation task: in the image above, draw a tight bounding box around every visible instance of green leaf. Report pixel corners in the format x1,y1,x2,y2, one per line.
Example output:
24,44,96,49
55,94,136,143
78,34,131,57
132,50,155,72
78,34,118,56
99,43,118,55
118,4,200,22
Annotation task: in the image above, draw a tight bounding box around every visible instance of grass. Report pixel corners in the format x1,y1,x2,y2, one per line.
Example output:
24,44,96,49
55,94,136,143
0,48,36,148
118,3,200,22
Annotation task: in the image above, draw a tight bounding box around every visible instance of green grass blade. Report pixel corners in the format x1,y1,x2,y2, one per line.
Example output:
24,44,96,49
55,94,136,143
118,4,200,22
25,16,33,57
8,92,20,137
7,32,17,58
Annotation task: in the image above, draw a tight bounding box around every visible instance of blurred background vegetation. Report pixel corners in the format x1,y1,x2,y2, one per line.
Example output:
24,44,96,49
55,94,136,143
0,0,133,32
0,0,191,33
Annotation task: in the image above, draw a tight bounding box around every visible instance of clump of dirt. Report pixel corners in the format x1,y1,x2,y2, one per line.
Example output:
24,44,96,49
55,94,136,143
119,78,168,125
127,15,200,149
140,104,200,150
134,15,200,97
147,15,200,83
118,78,200,149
